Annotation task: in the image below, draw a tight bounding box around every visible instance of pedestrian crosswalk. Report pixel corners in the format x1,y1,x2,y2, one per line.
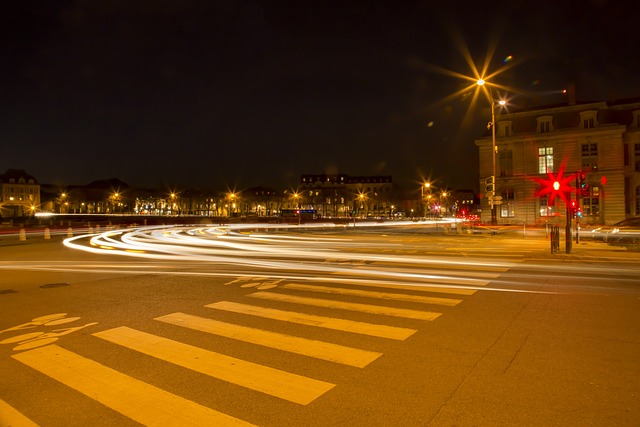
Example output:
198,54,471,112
155,312,382,367
206,300,416,340
13,344,256,426
3,267,502,425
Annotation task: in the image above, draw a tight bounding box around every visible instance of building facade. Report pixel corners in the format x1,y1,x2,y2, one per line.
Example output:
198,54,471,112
0,169,40,218
299,174,394,217
475,96,640,226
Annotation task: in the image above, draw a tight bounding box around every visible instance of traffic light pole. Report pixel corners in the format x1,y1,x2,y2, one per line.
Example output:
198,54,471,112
575,173,580,244
490,101,497,226
566,206,572,254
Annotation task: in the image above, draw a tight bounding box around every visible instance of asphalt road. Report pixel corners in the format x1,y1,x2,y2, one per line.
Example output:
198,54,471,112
1,224,639,426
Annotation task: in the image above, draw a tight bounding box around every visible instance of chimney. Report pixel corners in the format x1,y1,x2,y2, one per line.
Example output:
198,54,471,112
567,83,576,105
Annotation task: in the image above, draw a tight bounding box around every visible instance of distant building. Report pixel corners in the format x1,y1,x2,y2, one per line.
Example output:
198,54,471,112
41,178,131,214
475,91,640,226
299,174,394,217
0,169,40,218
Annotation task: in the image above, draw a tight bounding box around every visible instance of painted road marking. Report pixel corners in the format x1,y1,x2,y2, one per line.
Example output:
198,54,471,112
320,279,478,295
206,301,415,340
155,312,381,368
248,292,442,321
0,398,38,427
281,283,462,306
364,264,506,277
93,326,334,405
12,345,255,426
331,269,489,287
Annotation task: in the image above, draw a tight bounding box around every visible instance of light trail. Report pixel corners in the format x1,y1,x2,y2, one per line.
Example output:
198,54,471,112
4,223,637,296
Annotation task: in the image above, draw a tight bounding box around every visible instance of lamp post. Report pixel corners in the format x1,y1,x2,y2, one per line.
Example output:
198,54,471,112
421,183,431,218
476,79,505,226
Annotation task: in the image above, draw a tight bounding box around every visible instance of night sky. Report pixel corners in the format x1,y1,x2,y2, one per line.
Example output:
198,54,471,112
2,1,639,194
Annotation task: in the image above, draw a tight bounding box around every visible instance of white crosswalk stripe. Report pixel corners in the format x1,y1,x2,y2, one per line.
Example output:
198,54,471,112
155,312,382,367
12,344,256,426
247,291,443,320
206,300,417,340
93,326,335,405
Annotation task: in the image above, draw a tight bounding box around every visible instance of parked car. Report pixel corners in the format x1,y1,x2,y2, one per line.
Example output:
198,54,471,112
596,217,640,250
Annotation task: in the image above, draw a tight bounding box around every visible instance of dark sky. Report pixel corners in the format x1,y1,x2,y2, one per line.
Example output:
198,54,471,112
2,0,639,193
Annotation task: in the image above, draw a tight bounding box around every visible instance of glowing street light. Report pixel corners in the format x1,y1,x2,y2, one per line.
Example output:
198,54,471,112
421,182,431,217
477,78,507,226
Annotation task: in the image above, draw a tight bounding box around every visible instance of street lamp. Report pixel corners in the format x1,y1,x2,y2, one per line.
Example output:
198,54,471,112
477,79,506,226
170,192,177,216
421,183,431,217
228,192,236,217
357,193,366,217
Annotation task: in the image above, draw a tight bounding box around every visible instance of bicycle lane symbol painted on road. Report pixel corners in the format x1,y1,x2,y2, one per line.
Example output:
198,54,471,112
0,313,98,351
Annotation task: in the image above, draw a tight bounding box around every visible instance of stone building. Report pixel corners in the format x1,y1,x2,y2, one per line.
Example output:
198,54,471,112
0,169,40,218
299,174,394,217
475,93,640,226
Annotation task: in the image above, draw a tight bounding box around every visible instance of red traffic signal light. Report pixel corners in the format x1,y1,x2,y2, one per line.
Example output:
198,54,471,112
579,172,589,196
533,161,575,206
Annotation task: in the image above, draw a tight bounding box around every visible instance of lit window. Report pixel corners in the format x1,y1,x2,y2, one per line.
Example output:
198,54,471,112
539,195,555,217
582,186,600,216
538,147,554,173
500,188,515,218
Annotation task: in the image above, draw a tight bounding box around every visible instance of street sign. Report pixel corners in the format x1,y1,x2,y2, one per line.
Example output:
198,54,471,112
492,200,503,205
493,196,503,201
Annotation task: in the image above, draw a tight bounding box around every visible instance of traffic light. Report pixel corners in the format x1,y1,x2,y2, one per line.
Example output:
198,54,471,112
579,172,589,196
484,176,495,196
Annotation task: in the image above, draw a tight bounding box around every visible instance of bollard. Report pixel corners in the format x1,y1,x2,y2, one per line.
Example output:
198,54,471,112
88,226,94,234
550,225,561,254
19,228,27,241
67,227,73,238
95,224,101,232
44,228,51,239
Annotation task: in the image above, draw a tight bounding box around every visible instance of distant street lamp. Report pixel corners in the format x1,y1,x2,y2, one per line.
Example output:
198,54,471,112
170,192,177,216
59,192,67,213
421,182,431,217
228,192,237,217
357,193,366,217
